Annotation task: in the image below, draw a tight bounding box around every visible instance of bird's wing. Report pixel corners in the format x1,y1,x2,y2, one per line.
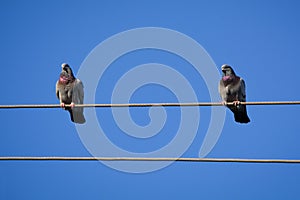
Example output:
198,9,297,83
218,80,227,101
71,78,86,124
238,78,246,102
55,80,60,100
72,79,84,104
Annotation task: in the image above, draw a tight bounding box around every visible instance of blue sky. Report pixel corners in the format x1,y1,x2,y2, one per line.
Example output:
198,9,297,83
1,0,300,199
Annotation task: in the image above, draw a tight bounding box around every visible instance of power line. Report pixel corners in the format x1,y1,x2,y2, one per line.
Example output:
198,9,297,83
1,102,298,164
0,156,300,164
0,101,300,109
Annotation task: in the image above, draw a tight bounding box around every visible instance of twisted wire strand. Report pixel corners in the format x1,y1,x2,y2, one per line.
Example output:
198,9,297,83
0,156,300,163
1,101,299,164
0,101,300,109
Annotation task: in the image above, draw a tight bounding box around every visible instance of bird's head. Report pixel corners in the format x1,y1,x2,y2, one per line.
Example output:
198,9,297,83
59,63,75,83
221,64,236,81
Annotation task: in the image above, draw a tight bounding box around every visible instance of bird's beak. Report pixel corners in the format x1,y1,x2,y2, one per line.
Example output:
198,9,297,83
221,68,225,73
221,64,230,70
61,63,67,68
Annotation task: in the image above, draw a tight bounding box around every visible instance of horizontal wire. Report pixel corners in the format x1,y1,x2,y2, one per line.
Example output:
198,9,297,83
1,102,298,164
0,101,300,109
0,157,300,164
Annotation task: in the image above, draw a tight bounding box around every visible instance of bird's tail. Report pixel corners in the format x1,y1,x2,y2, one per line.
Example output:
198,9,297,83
68,108,86,124
228,105,250,124
234,111,250,124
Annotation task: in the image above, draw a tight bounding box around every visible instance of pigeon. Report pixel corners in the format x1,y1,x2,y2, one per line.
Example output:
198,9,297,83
218,64,250,123
56,63,86,124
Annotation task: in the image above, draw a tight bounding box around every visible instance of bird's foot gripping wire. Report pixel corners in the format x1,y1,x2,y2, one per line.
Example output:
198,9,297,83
222,101,228,106
233,101,241,106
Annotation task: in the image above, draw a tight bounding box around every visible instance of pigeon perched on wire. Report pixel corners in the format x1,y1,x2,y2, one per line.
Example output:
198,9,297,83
218,64,250,124
56,63,86,124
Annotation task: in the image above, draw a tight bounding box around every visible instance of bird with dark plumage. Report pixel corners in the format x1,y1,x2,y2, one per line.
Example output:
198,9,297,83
218,64,250,124
56,63,86,124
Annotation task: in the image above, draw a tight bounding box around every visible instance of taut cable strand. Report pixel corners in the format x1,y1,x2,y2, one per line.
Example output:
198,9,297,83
0,101,300,109
0,157,300,163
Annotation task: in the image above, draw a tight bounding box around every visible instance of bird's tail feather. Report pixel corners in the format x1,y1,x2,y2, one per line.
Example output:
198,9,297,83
234,112,250,124
68,109,86,124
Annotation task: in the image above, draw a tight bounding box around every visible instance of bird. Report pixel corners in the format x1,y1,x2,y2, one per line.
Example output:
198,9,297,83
56,63,86,124
218,64,250,123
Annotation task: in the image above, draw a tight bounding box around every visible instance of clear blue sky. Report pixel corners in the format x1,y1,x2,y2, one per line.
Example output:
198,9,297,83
1,0,300,199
